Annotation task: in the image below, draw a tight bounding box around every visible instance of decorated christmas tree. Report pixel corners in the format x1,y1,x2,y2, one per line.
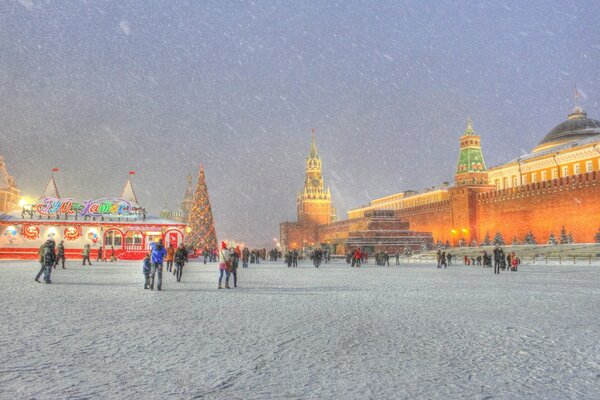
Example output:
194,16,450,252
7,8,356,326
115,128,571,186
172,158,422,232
186,166,218,252
548,232,558,245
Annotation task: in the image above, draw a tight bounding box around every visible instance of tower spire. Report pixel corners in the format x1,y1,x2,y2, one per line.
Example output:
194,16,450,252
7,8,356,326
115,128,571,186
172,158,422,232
40,168,61,199
455,118,488,186
309,128,318,158
463,117,475,136
568,84,586,119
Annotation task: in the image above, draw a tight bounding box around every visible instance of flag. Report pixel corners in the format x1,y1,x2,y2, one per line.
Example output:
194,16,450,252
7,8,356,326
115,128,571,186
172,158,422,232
52,168,59,172
129,170,136,175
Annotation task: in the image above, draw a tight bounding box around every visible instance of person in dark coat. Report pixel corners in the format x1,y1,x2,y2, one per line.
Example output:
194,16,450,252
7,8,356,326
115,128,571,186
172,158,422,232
493,246,502,274
34,244,46,283
174,243,188,282
230,247,239,287
96,246,104,262
440,251,447,269
54,240,66,269
242,247,250,268
42,239,57,283
142,253,151,289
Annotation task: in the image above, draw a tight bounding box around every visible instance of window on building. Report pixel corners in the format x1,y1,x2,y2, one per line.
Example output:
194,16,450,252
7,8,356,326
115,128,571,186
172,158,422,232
531,173,537,183
562,166,569,177
513,176,518,187
552,168,558,179
586,161,593,173
125,231,143,245
522,175,528,185
503,177,509,188
574,163,581,175
495,180,500,189
105,230,123,248
541,170,547,181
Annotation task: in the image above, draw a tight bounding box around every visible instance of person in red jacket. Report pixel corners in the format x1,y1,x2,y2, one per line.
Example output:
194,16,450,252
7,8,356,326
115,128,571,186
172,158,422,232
353,248,362,268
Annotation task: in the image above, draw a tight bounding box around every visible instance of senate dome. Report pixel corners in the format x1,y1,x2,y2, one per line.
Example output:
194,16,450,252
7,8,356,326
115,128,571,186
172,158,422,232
533,107,600,153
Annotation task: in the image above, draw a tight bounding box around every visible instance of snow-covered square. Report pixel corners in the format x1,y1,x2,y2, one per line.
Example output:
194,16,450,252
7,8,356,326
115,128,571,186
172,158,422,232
0,260,599,399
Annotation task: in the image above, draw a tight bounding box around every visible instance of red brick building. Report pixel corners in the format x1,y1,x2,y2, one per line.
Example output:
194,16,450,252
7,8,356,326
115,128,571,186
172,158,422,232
283,103,600,251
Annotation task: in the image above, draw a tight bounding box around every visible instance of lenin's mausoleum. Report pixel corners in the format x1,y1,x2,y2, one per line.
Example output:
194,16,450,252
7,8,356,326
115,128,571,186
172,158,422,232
281,102,600,254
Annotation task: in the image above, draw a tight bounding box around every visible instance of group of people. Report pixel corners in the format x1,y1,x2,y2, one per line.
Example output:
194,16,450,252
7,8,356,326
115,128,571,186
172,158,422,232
284,249,299,268
34,240,116,283
217,241,241,289
142,239,188,290
436,251,453,268
442,246,520,273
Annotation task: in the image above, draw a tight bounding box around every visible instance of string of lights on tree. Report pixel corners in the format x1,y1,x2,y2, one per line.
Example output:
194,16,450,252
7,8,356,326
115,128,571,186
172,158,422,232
185,166,217,251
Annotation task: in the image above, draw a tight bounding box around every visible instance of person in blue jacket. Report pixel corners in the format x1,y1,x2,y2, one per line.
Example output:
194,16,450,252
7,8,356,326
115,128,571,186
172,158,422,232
142,253,151,289
149,239,167,291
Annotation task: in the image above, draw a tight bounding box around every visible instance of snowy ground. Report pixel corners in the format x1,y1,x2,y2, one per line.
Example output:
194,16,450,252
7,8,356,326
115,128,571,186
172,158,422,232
0,260,599,399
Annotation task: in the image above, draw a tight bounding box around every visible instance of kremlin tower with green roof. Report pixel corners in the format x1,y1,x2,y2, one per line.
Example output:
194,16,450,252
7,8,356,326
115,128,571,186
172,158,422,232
455,118,488,186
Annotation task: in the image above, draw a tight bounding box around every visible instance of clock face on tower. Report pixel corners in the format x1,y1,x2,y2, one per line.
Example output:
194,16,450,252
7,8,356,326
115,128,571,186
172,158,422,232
312,178,320,187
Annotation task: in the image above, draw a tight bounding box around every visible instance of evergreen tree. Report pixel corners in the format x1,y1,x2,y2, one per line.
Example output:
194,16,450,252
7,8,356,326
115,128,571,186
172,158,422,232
524,231,537,245
595,228,600,244
186,166,218,252
567,233,574,244
548,232,558,245
493,232,505,246
559,225,569,244
482,232,491,246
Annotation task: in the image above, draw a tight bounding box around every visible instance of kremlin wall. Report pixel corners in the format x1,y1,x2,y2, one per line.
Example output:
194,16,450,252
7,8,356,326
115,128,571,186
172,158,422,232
281,102,600,254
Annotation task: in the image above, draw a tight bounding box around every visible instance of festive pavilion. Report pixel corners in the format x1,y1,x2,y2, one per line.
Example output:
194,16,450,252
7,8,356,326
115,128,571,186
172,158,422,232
0,172,186,260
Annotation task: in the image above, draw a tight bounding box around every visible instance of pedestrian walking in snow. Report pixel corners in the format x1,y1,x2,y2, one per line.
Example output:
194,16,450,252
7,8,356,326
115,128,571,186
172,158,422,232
493,246,502,272
149,239,167,291
493,250,501,274
54,240,66,269
109,246,117,262
34,243,46,283
230,246,240,287
142,253,151,289
174,243,188,282
292,250,298,268
440,252,447,269
96,246,104,262
165,243,175,272
82,244,92,266
218,241,232,289
242,247,250,268
353,248,362,268
41,239,56,283
447,253,453,266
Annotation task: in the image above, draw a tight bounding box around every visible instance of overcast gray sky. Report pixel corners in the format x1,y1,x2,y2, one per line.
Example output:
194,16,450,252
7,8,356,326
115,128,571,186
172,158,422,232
1,0,599,247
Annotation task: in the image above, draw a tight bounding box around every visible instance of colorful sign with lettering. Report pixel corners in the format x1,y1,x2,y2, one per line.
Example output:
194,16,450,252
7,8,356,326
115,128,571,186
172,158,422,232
35,198,136,218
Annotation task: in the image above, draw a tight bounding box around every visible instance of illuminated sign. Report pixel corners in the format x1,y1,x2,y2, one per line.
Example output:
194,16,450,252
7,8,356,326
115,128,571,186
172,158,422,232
35,197,138,218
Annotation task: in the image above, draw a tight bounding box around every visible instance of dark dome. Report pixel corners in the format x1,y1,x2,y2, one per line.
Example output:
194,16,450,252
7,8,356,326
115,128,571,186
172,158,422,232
534,109,600,152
